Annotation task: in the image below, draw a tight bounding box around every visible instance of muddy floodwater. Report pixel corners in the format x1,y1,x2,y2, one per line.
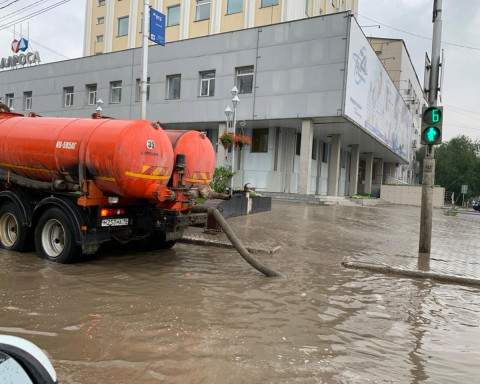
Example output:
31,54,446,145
1,202,479,383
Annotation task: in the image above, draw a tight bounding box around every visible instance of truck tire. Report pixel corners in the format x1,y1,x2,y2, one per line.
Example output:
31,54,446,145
0,202,30,252
35,208,80,263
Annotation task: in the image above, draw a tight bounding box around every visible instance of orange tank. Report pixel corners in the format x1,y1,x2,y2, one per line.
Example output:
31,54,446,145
0,113,174,200
164,130,215,188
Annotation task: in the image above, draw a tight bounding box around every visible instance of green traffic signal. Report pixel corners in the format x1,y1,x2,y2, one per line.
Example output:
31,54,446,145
421,106,443,145
422,126,441,144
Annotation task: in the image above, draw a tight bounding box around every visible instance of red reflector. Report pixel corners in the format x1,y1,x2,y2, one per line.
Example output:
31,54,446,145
100,208,125,217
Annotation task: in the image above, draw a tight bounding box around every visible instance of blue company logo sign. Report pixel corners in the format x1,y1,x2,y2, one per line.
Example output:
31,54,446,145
352,46,368,84
149,8,165,46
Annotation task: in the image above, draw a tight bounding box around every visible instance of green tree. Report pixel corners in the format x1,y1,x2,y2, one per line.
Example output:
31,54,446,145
416,135,480,199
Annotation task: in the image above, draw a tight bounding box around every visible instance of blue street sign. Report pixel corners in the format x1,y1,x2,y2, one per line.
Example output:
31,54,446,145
149,8,165,46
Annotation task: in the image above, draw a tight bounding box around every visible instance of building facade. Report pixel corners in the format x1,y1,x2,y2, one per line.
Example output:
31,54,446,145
2,13,415,197
84,0,358,56
368,37,426,184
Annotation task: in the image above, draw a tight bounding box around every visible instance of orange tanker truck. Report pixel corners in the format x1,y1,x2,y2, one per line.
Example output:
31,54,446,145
0,109,217,263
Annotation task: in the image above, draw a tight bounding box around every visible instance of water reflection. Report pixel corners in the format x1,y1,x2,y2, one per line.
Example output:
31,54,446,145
0,203,479,382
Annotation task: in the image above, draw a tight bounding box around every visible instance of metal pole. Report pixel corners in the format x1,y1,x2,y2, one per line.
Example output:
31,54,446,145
231,104,237,194
140,0,149,120
419,0,442,253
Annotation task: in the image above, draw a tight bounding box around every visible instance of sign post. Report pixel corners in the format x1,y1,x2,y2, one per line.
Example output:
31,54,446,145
419,0,443,254
140,3,165,120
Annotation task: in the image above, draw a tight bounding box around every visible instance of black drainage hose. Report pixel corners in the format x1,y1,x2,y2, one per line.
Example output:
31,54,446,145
207,208,282,277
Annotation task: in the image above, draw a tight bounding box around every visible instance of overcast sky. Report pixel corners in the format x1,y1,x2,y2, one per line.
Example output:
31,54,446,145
1,0,479,142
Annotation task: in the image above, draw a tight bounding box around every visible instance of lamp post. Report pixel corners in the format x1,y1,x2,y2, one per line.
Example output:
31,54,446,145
224,86,240,195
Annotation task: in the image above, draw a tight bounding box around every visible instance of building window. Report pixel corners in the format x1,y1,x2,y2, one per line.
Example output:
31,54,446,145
195,0,210,21
110,81,122,103
295,133,301,156
86,84,97,105
167,75,181,99
96,35,103,43
5,94,14,109
23,91,32,111
236,66,254,94
312,138,317,160
97,17,104,24
136,78,150,102
117,16,129,37
98,0,105,6
200,71,215,97
227,0,243,14
63,87,74,107
322,142,329,163
260,0,278,7
251,128,269,153
167,5,180,26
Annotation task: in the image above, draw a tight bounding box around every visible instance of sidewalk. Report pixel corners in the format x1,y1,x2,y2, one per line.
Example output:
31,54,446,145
181,200,480,285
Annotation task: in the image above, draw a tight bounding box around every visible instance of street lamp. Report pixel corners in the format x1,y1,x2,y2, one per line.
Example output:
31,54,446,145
224,86,240,195
96,98,104,114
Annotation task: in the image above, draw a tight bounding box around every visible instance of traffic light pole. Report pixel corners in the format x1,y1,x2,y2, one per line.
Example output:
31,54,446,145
419,0,442,253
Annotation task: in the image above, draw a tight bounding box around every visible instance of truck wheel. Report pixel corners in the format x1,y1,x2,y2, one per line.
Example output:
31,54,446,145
35,208,80,263
0,202,30,252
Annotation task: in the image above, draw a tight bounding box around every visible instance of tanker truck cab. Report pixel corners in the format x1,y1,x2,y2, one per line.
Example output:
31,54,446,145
0,112,214,263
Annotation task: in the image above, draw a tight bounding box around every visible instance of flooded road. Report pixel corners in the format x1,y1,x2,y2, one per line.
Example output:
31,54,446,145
1,202,479,383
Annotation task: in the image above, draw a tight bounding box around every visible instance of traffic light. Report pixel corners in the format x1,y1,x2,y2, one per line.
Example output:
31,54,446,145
421,106,443,145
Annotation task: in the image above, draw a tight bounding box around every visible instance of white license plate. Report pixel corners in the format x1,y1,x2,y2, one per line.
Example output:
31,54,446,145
101,218,129,227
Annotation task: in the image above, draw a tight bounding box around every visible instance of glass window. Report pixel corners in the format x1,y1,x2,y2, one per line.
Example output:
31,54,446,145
305,0,310,15
98,0,105,6
63,87,74,107
117,16,129,37
200,71,215,97
167,5,180,26
322,142,329,163
167,75,181,99
86,84,97,105
251,128,269,153
5,93,14,109
295,133,301,156
23,91,32,111
195,0,210,21
96,35,103,42
136,78,150,102
236,66,254,94
260,0,278,7
227,0,243,14
97,17,104,24
312,138,317,160
110,81,122,103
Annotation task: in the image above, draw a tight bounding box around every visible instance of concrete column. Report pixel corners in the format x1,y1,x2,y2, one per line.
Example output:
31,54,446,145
376,158,384,185
127,1,138,49
216,122,227,168
298,119,314,195
210,0,222,35
244,0,255,29
104,0,115,53
180,0,190,40
364,152,373,195
327,134,341,196
83,2,93,56
348,144,359,196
